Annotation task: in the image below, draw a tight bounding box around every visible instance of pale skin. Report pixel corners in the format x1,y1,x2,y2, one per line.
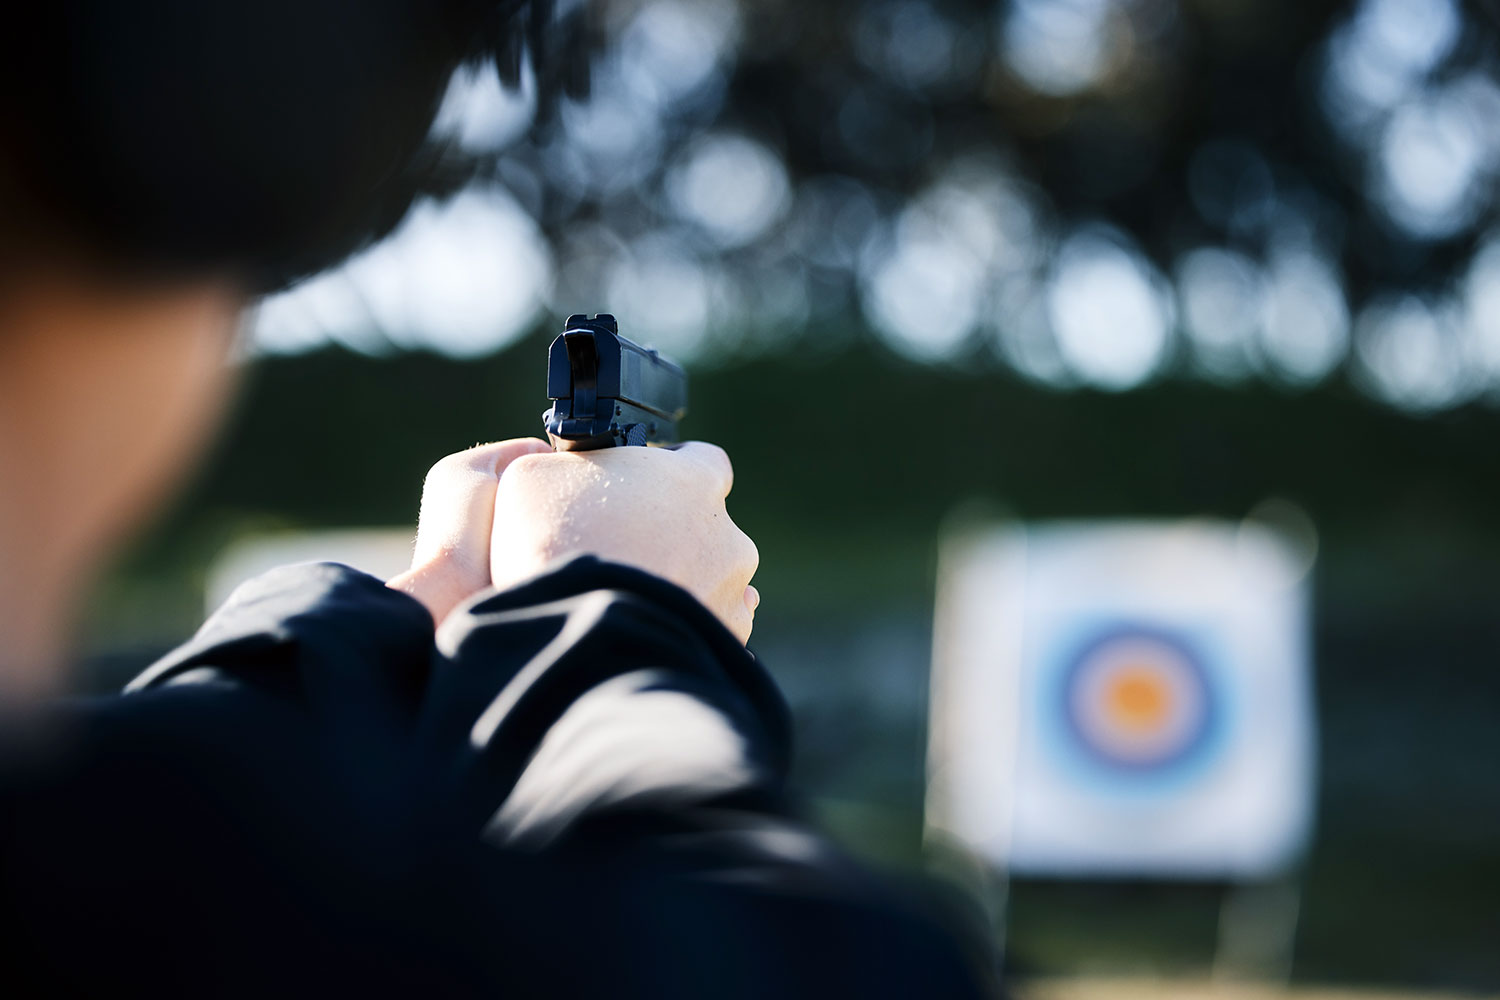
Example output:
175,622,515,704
387,440,760,641
0,267,758,699
0,268,243,697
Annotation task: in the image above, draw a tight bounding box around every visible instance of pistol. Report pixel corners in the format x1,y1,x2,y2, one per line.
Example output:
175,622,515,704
543,314,688,451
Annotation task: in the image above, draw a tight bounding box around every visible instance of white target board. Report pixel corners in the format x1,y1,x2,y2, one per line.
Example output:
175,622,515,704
926,519,1315,879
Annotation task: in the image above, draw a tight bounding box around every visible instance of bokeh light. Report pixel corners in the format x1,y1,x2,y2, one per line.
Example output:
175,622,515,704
1351,295,1474,412
1047,227,1172,390
556,76,666,197
616,0,739,112
254,189,551,358
860,209,987,361
1000,0,1115,97
1321,0,1460,129
855,1,981,93
785,176,882,274
1461,231,1500,388
1258,246,1350,386
1374,88,1490,239
1175,247,1263,382
431,60,536,153
245,0,1500,418
603,233,720,360
666,133,790,249
859,168,1046,362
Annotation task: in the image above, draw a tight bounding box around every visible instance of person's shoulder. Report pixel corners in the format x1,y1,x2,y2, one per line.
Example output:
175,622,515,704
0,687,389,995
0,683,326,858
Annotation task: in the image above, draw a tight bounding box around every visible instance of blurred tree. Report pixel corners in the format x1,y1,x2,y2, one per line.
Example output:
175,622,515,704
261,0,1500,413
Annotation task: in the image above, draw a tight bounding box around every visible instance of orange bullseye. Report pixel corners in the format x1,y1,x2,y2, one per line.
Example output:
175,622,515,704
1104,665,1173,733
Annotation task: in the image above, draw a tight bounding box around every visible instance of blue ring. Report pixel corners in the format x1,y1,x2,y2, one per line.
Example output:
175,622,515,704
1056,623,1219,775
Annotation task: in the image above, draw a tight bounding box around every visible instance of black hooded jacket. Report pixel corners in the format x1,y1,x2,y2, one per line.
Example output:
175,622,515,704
0,557,994,996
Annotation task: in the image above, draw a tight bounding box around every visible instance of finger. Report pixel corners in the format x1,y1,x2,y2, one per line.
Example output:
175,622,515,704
456,438,554,478
414,439,549,566
727,594,755,645
422,439,551,495
671,441,734,497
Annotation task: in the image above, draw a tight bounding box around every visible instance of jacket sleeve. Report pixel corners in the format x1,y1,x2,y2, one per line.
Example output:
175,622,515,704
117,556,999,998
1,563,455,995
420,556,999,998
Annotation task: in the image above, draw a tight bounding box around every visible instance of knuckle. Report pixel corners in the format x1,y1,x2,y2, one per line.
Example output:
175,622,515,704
679,441,733,488
697,441,730,464
736,530,760,576
503,451,549,478
423,452,464,485
705,443,734,480
429,440,544,486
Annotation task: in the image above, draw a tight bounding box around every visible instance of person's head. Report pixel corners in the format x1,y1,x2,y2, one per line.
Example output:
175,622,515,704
0,0,553,694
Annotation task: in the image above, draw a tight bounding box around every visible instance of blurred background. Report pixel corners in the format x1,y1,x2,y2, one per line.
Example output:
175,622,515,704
80,0,1499,995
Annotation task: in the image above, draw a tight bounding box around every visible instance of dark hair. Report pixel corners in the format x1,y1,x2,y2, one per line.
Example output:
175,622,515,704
0,0,573,291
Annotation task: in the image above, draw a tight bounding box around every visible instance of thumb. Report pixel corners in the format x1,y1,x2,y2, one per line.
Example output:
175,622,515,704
411,438,552,568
